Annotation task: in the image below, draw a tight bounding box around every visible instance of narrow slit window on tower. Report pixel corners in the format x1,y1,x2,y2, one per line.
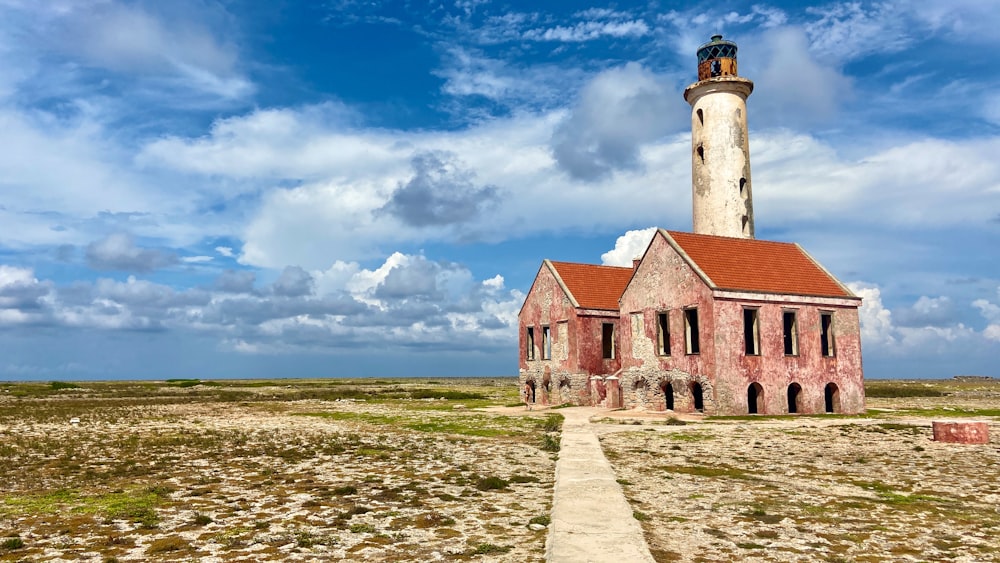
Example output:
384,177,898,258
526,327,535,360
820,313,835,357
783,310,798,356
684,308,700,355
542,326,551,360
696,145,705,164
742,215,750,235
696,108,704,125
740,177,747,199
743,308,760,355
602,323,615,359
657,312,671,356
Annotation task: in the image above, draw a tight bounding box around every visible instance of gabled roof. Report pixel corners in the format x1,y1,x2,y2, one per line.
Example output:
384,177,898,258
547,260,634,311
662,230,855,298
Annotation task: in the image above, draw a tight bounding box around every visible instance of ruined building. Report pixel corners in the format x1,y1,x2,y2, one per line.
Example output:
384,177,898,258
518,35,865,415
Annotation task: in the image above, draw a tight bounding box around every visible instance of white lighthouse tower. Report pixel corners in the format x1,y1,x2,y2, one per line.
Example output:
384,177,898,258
684,35,755,239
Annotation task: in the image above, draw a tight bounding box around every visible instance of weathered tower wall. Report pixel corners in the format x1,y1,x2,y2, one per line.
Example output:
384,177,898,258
684,35,755,239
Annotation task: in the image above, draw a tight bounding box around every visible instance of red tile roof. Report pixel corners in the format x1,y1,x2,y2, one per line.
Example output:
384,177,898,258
665,230,852,298
549,261,634,310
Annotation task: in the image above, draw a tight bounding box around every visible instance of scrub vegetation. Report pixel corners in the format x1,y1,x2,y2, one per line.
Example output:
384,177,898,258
0,377,555,561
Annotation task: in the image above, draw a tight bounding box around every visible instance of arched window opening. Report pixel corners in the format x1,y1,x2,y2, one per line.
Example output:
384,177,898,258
696,145,705,164
742,215,750,236
696,108,704,125
691,382,704,412
663,382,675,411
748,382,764,414
825,383,840,413
787,383,802,414
740,177,747,199
559,378,571,389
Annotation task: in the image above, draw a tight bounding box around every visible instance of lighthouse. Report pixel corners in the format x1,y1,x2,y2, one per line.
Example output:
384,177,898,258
684,35,755,239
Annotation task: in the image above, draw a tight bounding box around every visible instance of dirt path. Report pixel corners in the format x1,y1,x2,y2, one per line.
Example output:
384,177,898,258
546,407,655,563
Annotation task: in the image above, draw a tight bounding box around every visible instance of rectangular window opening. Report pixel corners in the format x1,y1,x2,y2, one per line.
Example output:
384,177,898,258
743,308,760,356
820,313,835,357
526,327,535,361
602,323,615,359
684,308,700,355
657,312,671,356
542,326,552,360
783,311,798,356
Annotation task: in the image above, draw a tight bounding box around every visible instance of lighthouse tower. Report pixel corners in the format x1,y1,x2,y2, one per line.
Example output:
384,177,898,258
684,35,755,239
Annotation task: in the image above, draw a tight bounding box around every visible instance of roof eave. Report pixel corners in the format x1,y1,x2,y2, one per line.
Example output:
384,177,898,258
793,243,858,298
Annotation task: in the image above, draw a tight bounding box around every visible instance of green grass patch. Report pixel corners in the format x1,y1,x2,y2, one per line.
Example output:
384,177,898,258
660,464,750,480
472,543,512,555
666,431,715,442
50,381,81,390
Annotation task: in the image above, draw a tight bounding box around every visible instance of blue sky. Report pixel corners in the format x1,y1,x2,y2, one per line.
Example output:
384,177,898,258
0,0,998,380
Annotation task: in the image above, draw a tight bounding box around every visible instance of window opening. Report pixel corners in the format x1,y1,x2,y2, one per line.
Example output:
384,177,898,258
783,311,798,356
820,313,835,357
742,215,750,235
657,312,671,356
748,382,764,414
787,383,802,414
684,309,700,355
691,382,704,412
542,326,551,360
602,323,615,359
526,327,535,360
740,177,747,199
696,108,704,125
743,308,760,355
663,382,675,411
696,145,705,164
824,383,839,413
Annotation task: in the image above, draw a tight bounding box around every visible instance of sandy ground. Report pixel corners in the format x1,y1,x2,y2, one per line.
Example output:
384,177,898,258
0,395,556,562
596,406,1000,561
2,379,999,562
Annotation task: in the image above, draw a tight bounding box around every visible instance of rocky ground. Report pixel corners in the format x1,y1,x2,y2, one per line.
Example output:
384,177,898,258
1,378,998,562
0,379,556,562
599,379,1000,562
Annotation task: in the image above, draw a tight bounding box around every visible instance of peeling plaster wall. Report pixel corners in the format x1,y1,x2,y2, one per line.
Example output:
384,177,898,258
687,78,754,239
615,231,864,415
711,294,865,415
517,265,622,406
618,232,718,413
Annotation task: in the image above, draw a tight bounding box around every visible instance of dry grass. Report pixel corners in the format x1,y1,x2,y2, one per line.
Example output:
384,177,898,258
600,378,1000,562
0,377,554,562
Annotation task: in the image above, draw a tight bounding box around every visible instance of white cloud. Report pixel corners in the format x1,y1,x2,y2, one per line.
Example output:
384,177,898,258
85,233,177,272
6,0,252,101
601,228,657,266
551,63,686,180
522,19,650,42
742,27,854,126
804,2,912,64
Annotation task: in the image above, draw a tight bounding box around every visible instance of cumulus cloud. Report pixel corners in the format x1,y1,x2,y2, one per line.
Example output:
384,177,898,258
742,27,853,127
551,63,686,180
379,151,501,228
601,228,657,266
85,233,177,272
271,266,314,297
215,270,256,294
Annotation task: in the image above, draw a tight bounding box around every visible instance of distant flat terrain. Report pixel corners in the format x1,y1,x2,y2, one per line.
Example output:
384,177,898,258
0,378,998,562
0,378,555,562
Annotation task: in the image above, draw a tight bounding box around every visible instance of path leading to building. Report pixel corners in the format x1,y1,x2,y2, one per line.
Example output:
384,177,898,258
546,407,656,563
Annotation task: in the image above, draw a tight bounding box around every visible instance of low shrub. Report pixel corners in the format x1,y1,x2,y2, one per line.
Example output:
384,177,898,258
475,476,509,491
